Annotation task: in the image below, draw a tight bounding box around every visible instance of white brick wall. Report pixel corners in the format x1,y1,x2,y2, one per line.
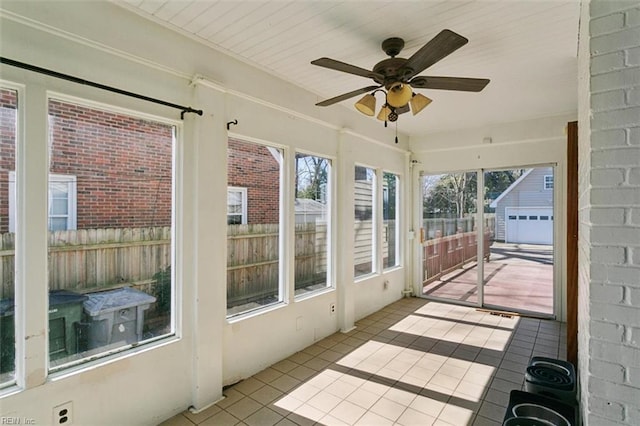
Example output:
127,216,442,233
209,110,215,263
579,1,640,424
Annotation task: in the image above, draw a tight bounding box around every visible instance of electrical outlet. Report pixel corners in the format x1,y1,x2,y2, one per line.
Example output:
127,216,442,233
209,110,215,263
53,401,73,425
383,280,389,290
329,303,336,315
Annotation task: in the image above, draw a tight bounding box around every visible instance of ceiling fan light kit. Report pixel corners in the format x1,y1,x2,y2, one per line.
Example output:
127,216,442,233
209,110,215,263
312,29,490,128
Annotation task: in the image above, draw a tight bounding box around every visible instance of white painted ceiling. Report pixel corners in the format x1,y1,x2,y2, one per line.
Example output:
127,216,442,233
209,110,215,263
116,0,581,136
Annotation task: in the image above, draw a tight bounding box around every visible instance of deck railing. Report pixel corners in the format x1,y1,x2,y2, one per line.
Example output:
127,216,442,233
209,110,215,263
422,229,491,284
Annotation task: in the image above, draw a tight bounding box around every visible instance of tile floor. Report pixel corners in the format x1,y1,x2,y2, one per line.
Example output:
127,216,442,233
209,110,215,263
160,297,567,426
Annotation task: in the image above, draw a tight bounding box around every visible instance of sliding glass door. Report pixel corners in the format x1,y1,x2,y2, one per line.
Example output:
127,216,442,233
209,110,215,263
421,171,479,305
482,167,554,315
420,166,555,317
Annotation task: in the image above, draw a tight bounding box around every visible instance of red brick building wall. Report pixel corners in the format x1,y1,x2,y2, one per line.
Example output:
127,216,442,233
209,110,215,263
0,94,174,232
0,93,280,232
48,99,174,229
228,138,280,224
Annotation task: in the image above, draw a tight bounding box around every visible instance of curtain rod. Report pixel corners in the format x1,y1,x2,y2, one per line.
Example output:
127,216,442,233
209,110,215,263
0,57,203,119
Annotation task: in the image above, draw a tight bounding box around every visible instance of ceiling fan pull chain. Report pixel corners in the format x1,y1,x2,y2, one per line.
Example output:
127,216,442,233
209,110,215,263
395,121,398,144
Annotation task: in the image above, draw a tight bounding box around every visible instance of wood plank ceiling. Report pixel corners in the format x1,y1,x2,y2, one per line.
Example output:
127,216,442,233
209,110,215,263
116,0,581,136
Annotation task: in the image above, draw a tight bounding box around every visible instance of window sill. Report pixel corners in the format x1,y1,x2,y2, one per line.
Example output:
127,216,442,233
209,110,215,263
226,301,287,324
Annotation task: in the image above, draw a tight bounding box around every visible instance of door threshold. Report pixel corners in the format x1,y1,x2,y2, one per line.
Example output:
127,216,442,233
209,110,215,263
476,307,555,321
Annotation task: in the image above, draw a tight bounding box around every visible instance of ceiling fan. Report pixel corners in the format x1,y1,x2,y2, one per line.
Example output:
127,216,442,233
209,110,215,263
311,29,490,123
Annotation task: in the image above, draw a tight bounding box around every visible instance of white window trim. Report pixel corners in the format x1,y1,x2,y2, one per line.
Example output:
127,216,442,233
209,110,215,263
544,174,554,190
227,186,248,225
8,172,77,232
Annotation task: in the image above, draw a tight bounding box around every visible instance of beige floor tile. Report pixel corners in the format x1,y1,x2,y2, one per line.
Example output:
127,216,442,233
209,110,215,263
254,367,284,384
346,387,382,410
383,387,417,406
307,391,343,413
288,351,314,365
157,414,194,426
325,379,358,399
233,377,266,395
274,418,298,426
369,397,406,421
271,375,301,393
250,385,284,405
477,400,507,423
318,414,350,425
355,411,396,425
454,381,489,401
271,395,304,415
244,407,284,426
396,407,437,426
287,382,322,402
473,415,503,426
438,403,476,425
225,397,262,421
200,410,241,426
409,394,446,417
329,400,367,424
158,299,568,426
216,388,246,409
429,372,462,391
288,365,316,381
272,359,299,374
291,403,325,422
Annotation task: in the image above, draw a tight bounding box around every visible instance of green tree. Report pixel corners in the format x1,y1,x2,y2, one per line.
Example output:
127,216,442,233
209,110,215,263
295,154,328,201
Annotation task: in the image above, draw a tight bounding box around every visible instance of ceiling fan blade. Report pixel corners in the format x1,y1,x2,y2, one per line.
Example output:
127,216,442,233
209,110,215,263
316,85,381,107
311,57,383,80
402,29,468,78
410,76,490,92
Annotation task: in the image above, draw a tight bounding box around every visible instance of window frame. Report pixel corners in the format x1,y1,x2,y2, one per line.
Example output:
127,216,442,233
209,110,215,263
45,93,181,372
9,172,78,232
353,164,377,279
544,174,554,190
226,138,285,320
227,186,248,225
382,171,400,271
293,151,333,299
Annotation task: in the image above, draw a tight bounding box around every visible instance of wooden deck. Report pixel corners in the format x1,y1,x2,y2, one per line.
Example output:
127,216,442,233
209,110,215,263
422,243,554,315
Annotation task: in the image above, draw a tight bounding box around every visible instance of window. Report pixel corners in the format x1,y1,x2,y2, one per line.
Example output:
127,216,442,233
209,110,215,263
227,139,282,317
227,187,247,225
354,166,375,277
0,87,17,386
383,172,399,269
47,98,176,370
294,153,331,297
9,173,77,232
544,175,554,190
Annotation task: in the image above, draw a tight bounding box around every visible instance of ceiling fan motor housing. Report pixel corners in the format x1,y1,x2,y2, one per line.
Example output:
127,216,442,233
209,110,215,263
381,37,405,57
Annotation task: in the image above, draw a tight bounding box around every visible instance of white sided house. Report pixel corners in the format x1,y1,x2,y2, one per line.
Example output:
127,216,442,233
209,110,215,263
490,167,554,245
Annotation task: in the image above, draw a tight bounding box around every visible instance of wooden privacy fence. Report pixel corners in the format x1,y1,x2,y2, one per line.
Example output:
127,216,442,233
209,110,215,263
0,227,171,299
422,230,491,284
227,223,328,307
1,221,384,305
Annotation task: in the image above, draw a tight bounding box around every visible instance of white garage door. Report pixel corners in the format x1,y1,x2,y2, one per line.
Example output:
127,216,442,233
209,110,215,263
505,207,553,245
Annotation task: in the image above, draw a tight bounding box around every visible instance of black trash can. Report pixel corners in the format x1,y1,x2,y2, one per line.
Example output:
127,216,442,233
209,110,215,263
1,290,88,371
48,290,88,361
0,298,15,374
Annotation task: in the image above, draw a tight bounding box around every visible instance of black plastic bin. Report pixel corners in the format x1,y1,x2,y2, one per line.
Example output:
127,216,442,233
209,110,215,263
0,290,88,372
0,298,15,374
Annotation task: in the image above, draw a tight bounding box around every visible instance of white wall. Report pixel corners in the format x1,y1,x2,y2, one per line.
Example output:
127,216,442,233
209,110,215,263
0,2,410,424
409,112,575,321
579,1,640,424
